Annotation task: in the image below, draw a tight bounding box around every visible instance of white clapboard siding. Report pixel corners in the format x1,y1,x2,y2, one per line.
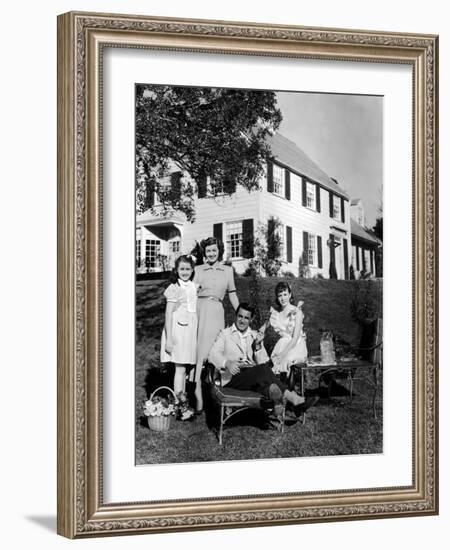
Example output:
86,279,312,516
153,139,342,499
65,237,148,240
181,184,259,260
260,171,351,278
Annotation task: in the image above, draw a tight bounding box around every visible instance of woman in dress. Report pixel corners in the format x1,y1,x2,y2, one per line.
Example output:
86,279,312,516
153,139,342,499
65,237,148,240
266,281,308,377
192,237,239,413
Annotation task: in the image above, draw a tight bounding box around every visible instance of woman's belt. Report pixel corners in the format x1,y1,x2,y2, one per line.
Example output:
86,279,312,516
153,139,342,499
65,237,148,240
198,296,222,303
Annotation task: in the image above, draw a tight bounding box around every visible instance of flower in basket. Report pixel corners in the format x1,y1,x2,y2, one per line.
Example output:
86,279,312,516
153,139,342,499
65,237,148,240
143,395,176,418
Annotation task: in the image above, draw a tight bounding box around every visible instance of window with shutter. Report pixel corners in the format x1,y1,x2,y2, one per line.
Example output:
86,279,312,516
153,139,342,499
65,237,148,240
332,195,341,219
306,181,316,209
268,218,284,260
272,163,285,196
154,173,174,206
226,221,243,259
145,239,160,269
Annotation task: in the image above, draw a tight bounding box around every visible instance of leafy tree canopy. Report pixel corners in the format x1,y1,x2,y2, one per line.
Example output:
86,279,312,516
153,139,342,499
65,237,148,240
372,216,383,241
136,85,282,221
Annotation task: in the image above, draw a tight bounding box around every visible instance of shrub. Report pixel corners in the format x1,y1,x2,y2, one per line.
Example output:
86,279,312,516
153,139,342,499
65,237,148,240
350,279,381,326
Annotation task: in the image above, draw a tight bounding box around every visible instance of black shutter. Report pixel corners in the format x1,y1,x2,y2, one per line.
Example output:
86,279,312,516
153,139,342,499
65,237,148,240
242,219,254,258
267,160,274,192
223,174,236,194
285,169,291,200
329,191,334,217
341,197,346,223
286,226,293,263
197,173,207,198
170,171,182,188
147,181,154,208
370,249,374,273
316,184,321,212
343,238,349,279
356,245,360,270
302,178,307,207
317,236,323,268
303,231,309,265
213,223,223,243
268,218,276,260
329,234,337,279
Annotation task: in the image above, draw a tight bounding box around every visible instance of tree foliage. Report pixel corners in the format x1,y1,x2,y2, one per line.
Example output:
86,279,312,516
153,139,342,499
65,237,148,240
372,217,383,241
136,85,282,220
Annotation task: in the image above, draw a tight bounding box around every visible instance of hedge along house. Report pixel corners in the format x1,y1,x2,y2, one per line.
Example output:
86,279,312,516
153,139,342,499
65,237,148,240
136,132,352,279
350,199,382,278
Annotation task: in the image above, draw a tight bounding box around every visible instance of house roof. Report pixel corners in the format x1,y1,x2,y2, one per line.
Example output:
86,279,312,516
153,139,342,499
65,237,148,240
267,133,350,199
351,218,381,246
351,198,362,205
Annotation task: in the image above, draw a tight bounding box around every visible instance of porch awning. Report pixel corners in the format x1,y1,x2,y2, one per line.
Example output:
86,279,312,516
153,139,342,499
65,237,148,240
137,208,186,227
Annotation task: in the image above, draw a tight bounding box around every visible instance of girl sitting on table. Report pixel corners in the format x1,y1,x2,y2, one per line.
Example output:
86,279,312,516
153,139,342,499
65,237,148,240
262,281,308,378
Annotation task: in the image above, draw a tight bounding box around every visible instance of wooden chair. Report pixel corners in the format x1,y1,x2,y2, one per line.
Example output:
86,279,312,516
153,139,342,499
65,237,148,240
204,363,286,445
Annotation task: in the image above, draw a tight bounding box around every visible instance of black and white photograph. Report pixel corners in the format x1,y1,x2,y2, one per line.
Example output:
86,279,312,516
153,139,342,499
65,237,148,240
135,84,383,464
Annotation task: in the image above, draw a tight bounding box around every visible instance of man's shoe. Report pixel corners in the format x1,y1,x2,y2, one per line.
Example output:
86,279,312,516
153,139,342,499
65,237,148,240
293,395,320,417
305,395,320,409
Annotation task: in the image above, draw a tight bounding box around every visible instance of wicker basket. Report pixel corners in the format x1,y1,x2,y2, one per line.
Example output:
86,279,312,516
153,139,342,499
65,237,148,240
146,386,177,432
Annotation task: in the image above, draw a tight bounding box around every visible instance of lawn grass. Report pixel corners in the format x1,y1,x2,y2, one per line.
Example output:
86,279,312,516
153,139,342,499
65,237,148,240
135,276,383,465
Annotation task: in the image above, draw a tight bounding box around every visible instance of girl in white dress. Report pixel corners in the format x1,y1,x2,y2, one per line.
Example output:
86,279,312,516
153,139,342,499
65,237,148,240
160,255,198,396
266,282,308,376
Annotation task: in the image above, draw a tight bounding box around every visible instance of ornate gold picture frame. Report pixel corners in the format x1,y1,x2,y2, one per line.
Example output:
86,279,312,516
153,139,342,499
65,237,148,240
57,11,438,538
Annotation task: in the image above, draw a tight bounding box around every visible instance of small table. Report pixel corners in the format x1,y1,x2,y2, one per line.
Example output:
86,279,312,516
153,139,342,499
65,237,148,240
289,356,381,419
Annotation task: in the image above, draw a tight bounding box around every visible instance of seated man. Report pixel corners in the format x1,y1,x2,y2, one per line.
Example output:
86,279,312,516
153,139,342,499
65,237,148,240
208,302,306,413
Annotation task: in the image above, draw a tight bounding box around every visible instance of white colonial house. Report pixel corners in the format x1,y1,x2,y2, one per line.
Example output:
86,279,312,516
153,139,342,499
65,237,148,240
136,132,353,279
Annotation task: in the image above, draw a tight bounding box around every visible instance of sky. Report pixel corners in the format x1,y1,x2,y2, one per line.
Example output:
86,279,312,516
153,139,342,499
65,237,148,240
275,91,383,228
